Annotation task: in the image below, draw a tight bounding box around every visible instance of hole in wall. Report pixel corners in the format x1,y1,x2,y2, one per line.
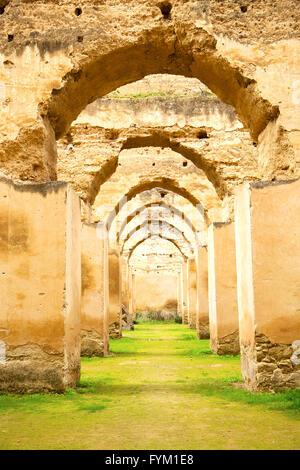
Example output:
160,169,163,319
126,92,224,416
32,163,41,171
183,161,188,167
152,163,156,166
160,191,167,198
7,34,14,42
241,5,248,12
75,7,82,16
77,36,83,42
159,2,172,20
0,6,5,15
197,130,208,139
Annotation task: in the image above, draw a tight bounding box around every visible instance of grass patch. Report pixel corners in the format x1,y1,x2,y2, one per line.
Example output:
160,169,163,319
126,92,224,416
107,89,216,100
193,381,300,417
77,403,106,413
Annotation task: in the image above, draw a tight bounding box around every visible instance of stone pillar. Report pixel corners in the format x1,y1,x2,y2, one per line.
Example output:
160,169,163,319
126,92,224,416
108,241,122,339
177,270,183,319
188,258,197,329
128,268,137,319
81,223,109,357
121,256,129,310
182,261,189,324
0,178,81,393
132,271,136,318
235,181,300,391
196,245,209,339
128,267,134,317
208,222,239,355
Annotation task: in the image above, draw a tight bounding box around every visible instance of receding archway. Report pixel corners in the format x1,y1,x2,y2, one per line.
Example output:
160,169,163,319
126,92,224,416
118,134,228,199
44,21,278,142
117,201,198,242
83,140,225,208
128,234,188,263
121,219,194,256
105,178,208,231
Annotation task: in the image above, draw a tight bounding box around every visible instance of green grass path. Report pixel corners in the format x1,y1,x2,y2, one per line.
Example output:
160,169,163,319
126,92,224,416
0,323,299,449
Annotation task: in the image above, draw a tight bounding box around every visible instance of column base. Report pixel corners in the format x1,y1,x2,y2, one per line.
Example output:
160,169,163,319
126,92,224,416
197,321,210,339
0,344,80,393
81,330,107,357
210,330,240,355
242,334,300,392
122,305,134,331
109,322,122,339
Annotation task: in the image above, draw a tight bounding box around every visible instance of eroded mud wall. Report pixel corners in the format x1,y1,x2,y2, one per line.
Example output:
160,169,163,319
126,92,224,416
0,178,81,392
235,180,300,391
81,223,109,357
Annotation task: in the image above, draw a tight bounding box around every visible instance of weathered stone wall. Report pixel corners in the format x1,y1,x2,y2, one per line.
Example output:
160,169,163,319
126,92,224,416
0,0,298,187
177,270,183,319
135,270,178,316
75,93,241,130
57,100,258,223
0,178,81,392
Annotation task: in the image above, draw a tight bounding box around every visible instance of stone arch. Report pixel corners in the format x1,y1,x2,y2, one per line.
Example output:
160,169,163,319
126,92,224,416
121,219,194,255
112,189,207,246
118,134,227,199
128,236,185,266
86,146,223,219
105,178,207,231
42,20,278,142
128,235,188,263
2,3,296,186
117,201,197,242
85,135,228,205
